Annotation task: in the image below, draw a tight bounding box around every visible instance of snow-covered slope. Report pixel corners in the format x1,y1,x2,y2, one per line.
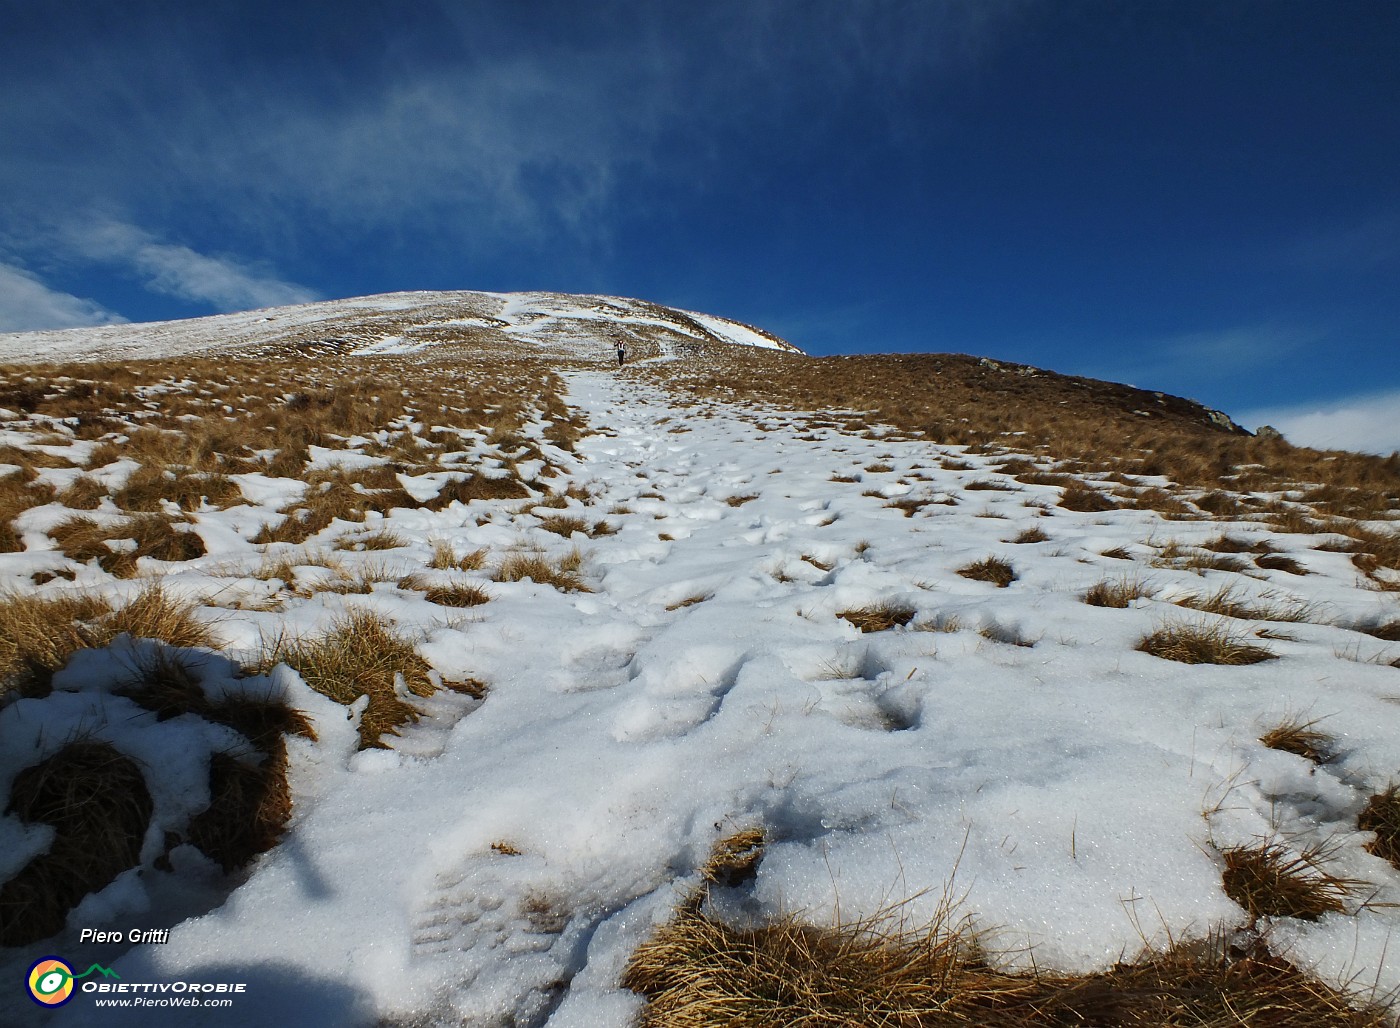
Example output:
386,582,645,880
0,298,1397,1026
0,291,801,364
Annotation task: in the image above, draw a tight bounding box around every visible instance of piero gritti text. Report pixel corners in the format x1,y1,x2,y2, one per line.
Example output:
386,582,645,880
79,927,171,945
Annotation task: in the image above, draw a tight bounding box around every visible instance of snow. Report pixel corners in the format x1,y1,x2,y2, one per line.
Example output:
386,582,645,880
0,290,802,363
0,353,1397,1025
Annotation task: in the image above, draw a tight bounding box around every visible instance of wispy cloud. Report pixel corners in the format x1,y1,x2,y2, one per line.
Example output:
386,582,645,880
1236,389,1400,456
0,263,126,333
1083,324,1316,394
0,3,1029,253
1280,208,1400,271
66,221,318,312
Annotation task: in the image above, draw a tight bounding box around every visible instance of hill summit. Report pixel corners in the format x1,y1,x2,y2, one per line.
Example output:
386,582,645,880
0,289,801,364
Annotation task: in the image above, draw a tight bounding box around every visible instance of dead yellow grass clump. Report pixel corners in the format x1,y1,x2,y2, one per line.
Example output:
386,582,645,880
625,835,1389,1027
0,742,153,946
1083,576,1156,608
0,475,54,552
1260,716,1334,764
537,514,590,538
1058,479,1119,512
0,586,216,702
1220,842,1357,922
957,556,1017,588
1358,785,1400,870
51,513,206,577
1357,619,1400,643
1008,526,1048,544
257,609,435,749
495,549,590,592
398,573,490,608
1138,620,1278,665
1174,585,1314,624
0,646,316,944
104,586,217,649
837,602,916,633
429,540,488,571
0,591,112,700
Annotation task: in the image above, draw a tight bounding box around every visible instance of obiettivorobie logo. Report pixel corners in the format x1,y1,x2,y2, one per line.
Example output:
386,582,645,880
27,956,119,1007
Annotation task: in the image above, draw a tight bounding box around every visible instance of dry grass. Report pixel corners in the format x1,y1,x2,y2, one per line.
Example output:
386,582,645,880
1083,576,1156,608
1,486,41,552
495,548,590,592
1008,526,1048,544
51,513,206,577
1260,716,1334,764
399,573,490,608
103,586,217,649
666,593,711,611
428,541,488,571
1358,785,1400,870
1138,620,1278,665
256,609,435,748
1058,479,1119,512
838,602,917,633
336,528,408,551
1356,619,1400,643
957,557,1017,588
1220,841,1357,922
915,613,964,633
0,591,111,700
0,742,153,946
115,650,314,871
700,828,766,888
1256,553,1309,575
624,835,1390,1027
1174,585,1314,624
537,514,590,538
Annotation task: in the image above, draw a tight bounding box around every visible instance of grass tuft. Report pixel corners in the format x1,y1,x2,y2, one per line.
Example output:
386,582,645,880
623,849,1389,1027
0,591,111,701
495,548,590,592
1138,620,1278,665
1220,841,1356,922
0,742,152,946
1358,785,1400,871
104,586,216,649
1174,585,1314,624
399,573,490,608
957,556,1017,588
1083,576,1155,608
837,602,916,633
257,609,434,749
1260,715,1333,764
1008,526,1048,544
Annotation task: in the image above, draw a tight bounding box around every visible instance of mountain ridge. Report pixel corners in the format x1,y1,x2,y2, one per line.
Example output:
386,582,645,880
0,290,800,364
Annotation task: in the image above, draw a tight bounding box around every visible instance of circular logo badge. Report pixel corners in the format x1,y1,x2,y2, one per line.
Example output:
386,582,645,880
28,957,76,1007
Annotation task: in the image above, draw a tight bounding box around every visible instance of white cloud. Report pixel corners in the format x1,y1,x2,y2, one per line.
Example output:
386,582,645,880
0,263,126,333
1237,389,1400,455
68,220,318,312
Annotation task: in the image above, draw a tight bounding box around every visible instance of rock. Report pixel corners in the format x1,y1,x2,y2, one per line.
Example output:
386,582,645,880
1254,424,1285,442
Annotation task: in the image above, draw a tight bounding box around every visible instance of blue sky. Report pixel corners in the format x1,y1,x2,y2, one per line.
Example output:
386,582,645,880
2,2,1397,449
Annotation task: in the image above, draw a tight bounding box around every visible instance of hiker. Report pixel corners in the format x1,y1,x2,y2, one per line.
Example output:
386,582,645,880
616,342,627,366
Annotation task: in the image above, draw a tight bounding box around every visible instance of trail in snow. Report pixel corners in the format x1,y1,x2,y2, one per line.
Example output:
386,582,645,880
26,369,1400,1027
